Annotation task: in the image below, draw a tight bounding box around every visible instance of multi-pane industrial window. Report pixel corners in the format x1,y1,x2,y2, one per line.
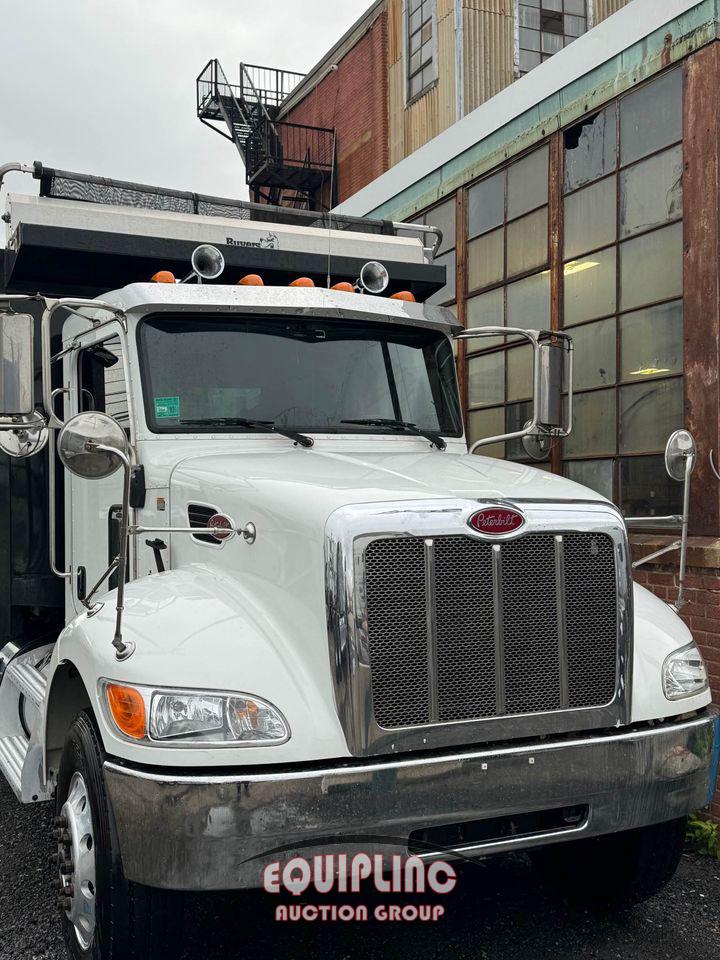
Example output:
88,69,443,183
421,196,456,306
517,0,589,75
464,145,550,462
561,68,684,516
407,0,436,102
460,67,685,519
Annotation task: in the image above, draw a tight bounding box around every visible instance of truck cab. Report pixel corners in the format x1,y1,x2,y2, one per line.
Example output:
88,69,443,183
0,168,717,960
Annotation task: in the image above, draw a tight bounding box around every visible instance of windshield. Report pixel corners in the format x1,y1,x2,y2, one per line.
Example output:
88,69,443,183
138,314,462,436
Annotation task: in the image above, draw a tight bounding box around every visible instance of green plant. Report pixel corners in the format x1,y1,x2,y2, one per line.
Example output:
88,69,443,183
686,815,720,859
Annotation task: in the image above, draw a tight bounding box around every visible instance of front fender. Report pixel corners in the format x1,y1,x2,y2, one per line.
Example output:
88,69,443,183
631,582,712,722
51,565,350,768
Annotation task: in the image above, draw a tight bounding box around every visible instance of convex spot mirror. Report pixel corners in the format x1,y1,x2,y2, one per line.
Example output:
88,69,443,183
191,244,225,282
0,312,34,417
665,429,697,482
359,261,390,295
58,412,129,480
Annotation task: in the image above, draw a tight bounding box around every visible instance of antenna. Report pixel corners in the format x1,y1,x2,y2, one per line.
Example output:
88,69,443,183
322,64,339,288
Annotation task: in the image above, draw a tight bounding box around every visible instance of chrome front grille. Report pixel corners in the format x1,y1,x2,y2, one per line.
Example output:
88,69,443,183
364,532,618,730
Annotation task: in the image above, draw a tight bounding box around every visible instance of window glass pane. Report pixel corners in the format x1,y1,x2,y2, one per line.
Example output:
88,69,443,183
422,63,435,89
564,459,613,500
519,5,541,28
620,455,683,517
507,271,551,327
564,14,586,36
468,407,505,459
468,353,505,408
410,73,422,98
620,300,683,382
564,390,616,457
507,401,534,461
619,378,683,454
564,106,617,193
468,228,504,290
468,172,505,239
564,0,586,14
520,27,541,51
619,144,683,239
507,146,549,220
620,222,683,312
507,207,548,277
427,250,456,304
564,176,616,259
519,49,541,72
542,31,563,54
563,247,616,326
543,0,562,12
425,198,455,253
570,318,616,390
620,69,682,166
507,344,533,402
466,289,505,349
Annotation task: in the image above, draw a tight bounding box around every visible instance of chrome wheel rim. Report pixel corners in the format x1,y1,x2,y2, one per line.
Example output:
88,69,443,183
58,771,97,950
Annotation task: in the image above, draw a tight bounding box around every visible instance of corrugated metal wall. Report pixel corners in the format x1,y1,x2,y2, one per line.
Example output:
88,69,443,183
388,0,634,163
388,0,457,165
594,0,632,24
463,0,515,115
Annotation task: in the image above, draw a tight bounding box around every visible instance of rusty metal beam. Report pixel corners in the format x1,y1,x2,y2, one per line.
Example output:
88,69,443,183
549,131,564,477
683,42,720,537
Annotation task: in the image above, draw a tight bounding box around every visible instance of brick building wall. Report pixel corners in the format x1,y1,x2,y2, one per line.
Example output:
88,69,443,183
281,10,389,206
633,540,720,822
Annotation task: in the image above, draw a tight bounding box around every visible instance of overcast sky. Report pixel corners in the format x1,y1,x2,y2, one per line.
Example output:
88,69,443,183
1,0,369,211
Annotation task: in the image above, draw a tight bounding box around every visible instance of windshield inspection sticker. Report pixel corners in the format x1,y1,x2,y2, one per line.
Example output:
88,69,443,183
154,396,180,419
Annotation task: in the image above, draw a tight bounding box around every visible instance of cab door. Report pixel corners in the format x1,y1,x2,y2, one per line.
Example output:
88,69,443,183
69,329,133,615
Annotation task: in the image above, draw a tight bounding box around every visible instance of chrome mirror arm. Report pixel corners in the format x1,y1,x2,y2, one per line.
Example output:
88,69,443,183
93,443,135,661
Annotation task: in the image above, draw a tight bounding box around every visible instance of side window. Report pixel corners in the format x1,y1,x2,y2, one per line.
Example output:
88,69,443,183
79,335,129,426
406,0,436,103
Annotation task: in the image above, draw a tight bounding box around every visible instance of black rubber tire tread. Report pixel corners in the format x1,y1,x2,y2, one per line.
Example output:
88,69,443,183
56,711,183,960
530,817,688,909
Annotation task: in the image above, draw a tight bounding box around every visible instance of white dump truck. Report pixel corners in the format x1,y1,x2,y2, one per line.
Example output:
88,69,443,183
0,162,717,960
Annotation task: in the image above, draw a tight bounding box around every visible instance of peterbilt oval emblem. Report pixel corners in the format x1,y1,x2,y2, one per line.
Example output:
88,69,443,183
468,507,525,536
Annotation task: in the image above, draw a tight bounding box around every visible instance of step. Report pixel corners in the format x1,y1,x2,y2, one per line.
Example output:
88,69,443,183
0,735,29,799
5,658,48,709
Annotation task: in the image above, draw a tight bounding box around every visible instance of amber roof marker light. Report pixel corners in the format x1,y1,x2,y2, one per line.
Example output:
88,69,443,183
151,270,176,284
390,291,417,302
237,274,264,286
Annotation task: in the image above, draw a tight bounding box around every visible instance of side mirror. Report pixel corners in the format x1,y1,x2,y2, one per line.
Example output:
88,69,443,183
665,429,697,481
0,313,34,417
57,412,129,480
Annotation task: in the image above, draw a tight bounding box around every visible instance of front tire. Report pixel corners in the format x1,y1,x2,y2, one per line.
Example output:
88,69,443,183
530,818,687,908
54,712,181,960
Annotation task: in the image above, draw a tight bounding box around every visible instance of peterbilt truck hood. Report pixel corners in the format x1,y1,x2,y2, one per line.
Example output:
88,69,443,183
169,445,605,546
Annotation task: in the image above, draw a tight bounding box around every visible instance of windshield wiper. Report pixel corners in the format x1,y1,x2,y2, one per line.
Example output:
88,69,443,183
179,417,314,448
341,418,447,451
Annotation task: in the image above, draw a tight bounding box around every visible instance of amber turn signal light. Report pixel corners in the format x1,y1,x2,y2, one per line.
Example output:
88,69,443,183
390,291,416,302
106,684,146,740
238,274,264,286
151,270,176,284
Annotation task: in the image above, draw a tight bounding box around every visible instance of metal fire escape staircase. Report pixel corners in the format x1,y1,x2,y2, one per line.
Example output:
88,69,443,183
197,60,336,210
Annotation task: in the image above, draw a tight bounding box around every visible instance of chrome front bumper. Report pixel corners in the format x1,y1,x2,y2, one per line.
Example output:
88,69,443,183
104,709,719,891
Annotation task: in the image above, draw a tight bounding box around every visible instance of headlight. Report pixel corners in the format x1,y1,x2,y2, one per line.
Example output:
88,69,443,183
662,643,709,701
101,681,290,746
